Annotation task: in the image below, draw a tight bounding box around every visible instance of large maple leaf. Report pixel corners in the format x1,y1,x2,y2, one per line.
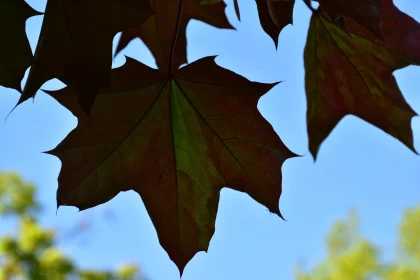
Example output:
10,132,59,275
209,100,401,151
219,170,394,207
0,0,40,91
17,0,153,114
114,0,233,71
305,0,420,158
45,56,296,273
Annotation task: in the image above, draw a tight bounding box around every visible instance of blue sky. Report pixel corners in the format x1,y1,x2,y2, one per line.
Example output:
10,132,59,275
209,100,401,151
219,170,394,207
1,0,420,279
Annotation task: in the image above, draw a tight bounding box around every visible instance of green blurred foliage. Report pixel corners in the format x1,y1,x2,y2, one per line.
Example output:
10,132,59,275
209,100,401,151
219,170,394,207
0,172,145,280
295,207,420,280
3,171,419,280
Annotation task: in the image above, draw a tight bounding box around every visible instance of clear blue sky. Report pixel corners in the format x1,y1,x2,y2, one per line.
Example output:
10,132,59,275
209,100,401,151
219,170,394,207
1,0,420,279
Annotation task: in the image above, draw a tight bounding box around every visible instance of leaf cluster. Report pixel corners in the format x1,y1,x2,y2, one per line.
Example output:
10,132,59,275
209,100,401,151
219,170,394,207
1,0,419,275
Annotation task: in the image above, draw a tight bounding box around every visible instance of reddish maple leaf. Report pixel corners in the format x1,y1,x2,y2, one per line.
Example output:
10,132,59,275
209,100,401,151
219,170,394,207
256,0,296,47
0,0,41,91
115,0,233,71
17,0,153,115
315,0,384,38
45,56,296,273
305,0,420,158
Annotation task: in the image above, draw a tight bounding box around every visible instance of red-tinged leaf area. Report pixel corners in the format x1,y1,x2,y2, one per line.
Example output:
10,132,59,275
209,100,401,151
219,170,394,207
0,0,41,91
45,56,296,273
315,0,384,38
115,0,233,71
256,0,295,47
17,0,153,114
305,0,420,158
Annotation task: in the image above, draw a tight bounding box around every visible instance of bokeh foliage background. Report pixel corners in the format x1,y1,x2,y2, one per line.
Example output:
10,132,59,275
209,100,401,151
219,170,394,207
0,172,145,280
295,208,420,280
1,171,419,279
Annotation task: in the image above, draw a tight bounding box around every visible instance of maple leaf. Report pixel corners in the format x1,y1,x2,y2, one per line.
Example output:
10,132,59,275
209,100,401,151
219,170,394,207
44,56,296,274
305,0,420,158
0,0,41,91
256,0,295,47
16,0,153,115
314,0,384,38
114,0,233,71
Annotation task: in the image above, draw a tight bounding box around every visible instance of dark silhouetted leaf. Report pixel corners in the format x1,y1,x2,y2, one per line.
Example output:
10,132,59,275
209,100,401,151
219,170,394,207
233,0,240,21
115,0,233,71
305,0,420,158
45,56,296,274
0,0,41,91
256,0,295,47
18,0,153,114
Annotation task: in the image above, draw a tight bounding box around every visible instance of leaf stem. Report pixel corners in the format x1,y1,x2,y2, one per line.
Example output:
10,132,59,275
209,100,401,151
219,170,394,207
168,0,185,76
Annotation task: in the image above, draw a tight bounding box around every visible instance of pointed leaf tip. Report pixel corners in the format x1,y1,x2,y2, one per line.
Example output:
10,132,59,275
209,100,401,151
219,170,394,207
256,0,296,47
233,0,240,21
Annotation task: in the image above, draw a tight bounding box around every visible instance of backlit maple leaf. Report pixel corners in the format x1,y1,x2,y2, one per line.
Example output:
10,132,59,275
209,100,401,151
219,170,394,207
45,56,296,274
305,0,420,158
